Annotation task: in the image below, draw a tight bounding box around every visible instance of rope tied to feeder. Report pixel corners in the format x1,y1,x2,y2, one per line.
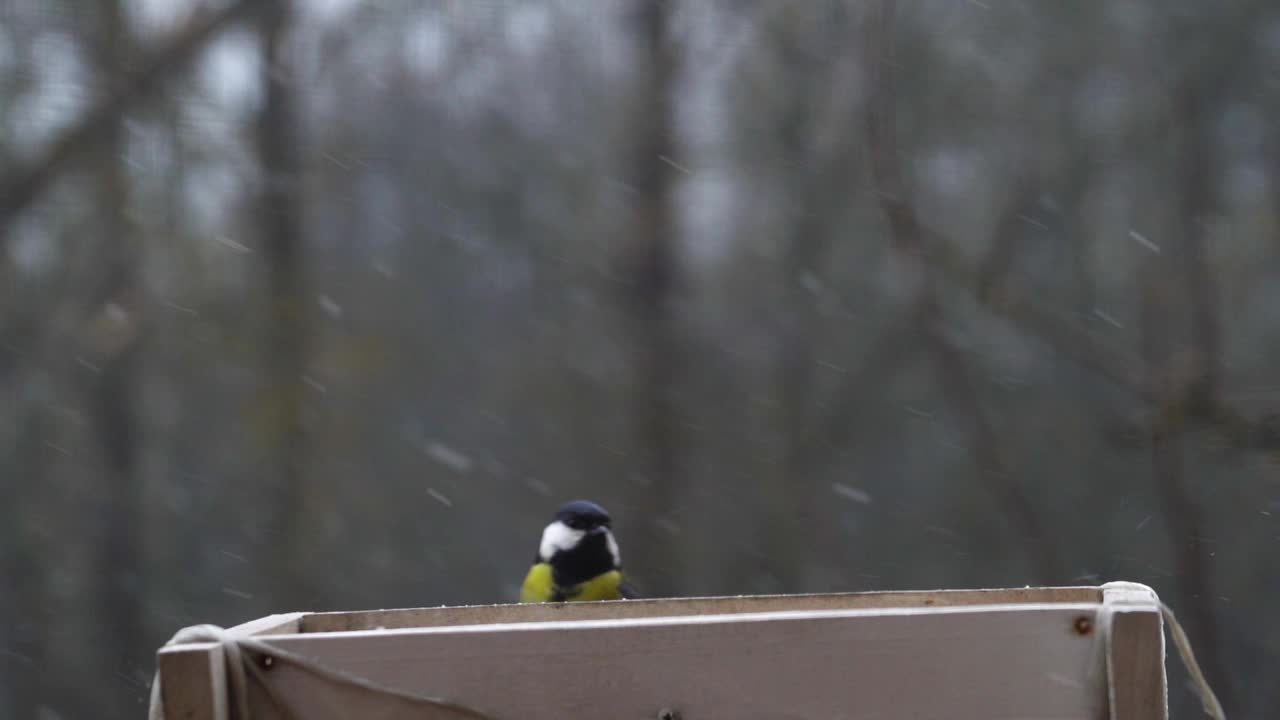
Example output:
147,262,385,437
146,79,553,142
1158,602,1226,720
147,624,495,720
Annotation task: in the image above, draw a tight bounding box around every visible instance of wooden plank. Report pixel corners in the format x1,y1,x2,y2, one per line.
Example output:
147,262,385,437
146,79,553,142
156,642,227,720
254,603,1108,720
301,586,1102,632
1103,584,1167,720
227,612,306,637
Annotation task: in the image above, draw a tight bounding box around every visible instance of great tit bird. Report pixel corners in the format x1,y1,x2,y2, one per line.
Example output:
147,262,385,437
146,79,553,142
519,500,636,603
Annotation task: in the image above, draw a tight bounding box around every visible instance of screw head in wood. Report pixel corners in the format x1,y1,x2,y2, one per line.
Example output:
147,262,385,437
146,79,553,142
1073,616,1093,635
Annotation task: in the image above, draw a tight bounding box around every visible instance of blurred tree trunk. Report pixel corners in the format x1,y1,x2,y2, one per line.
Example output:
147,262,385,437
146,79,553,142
771,216,822,593
863,0,1064,585
768,5,858,592
257,0,314,609
1139,266,1229,713
88,0,148,704
1139,84,1230,711
622,0,681,596
1174,92,1222,413
0,404,50,717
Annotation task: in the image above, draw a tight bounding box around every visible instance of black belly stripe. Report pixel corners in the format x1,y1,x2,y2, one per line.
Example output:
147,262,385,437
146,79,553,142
550,532,617,588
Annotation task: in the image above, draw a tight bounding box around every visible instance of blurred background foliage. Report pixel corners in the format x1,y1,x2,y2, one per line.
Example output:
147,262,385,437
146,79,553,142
1,0,1279,717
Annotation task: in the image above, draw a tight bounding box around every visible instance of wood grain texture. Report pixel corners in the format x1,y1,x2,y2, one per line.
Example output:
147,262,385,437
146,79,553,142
1103,584,1167,720
300,586,1102,632
255,603,1108,720
156,643,227,720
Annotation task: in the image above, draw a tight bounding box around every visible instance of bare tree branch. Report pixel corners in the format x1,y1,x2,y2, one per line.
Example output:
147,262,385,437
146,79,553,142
974,183,1042,305
947,2,1272,456
0,0,265,232
919,219,1280,454
806,306,926,456
803,10,1279,460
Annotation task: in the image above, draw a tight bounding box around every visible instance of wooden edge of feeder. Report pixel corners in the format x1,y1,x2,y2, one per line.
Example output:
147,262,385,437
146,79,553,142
156,613,305,720
251,601,1110,720
156,586,1166,720
1102,583,1167,720
156,642,228,720
299,585,1104,633
227,612,308,637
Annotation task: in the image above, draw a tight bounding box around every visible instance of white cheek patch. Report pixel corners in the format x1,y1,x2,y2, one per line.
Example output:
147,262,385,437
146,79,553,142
605,529,621,567
539,520,584,561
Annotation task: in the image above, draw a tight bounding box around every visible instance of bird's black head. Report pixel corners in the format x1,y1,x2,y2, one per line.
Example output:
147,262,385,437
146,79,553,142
539,500,620,587
553,499,612,532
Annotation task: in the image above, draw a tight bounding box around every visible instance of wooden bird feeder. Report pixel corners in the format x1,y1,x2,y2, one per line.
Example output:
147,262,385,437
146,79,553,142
153,583,1174,719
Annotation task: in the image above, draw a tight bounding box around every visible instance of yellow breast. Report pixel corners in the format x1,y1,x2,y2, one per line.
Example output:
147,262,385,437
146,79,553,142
520,563,625,603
